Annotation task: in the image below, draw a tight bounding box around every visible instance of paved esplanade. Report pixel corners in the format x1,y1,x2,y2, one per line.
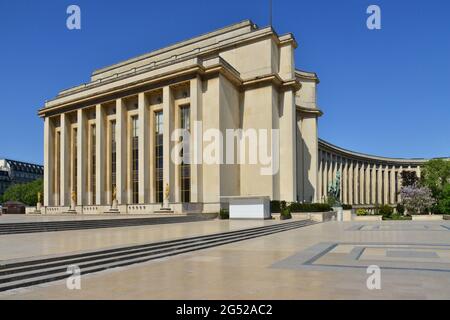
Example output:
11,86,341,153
2,219,450,299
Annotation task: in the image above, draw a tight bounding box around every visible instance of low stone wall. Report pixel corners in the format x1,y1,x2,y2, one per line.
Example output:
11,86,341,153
352,215,383,221
412,215,444,221
292,211,336,222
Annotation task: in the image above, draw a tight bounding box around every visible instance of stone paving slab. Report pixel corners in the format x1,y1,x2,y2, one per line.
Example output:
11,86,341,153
1,220,450,299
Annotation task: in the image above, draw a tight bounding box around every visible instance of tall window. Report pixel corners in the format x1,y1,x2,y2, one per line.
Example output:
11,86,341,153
180,106,190,203
111,121,117,201
131,116,139,204
155,111,163,203
73,128,78,195
91,124,96,204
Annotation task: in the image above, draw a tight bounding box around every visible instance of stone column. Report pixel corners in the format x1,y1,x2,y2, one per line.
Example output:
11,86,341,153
377,165,383,204
60,114,70,206
77,109,87,206
190,76,203,203
323,153,328,202
44,117,55,207
365,163,371,204
95,104,106,205
348,160,353,205
354,162,359,204
138,93,150,204
338,157,343,203
317,152,323,202
163,86,174,202
383,165,389,204
390,166,396,204
116,98,127,205
371,164,377,204
359,163,365,204
342,158,348,204
397,166,403,202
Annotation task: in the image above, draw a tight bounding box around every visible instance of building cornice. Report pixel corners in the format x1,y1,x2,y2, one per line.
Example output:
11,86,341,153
318,139,438,166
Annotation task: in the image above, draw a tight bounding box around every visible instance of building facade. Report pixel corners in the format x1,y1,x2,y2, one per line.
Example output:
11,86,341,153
38,20,438,214
0,159,44,199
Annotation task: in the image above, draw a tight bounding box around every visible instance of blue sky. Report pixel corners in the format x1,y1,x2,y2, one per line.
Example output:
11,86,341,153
0,0,448,164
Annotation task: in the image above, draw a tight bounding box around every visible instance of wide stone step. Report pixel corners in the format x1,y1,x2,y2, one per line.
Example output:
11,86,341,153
0,220,316,292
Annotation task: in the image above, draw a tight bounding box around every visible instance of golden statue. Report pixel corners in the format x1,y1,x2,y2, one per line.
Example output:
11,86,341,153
71,190,77,203
112,186,117,201
164,183,170,200
37,192,41,203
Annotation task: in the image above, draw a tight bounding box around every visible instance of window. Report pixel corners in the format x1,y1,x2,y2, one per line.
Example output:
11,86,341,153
180,105,190,203
131,116,139,204
155,111,163,203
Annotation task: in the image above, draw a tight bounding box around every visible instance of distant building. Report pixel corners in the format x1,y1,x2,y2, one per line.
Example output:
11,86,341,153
0,159,44,199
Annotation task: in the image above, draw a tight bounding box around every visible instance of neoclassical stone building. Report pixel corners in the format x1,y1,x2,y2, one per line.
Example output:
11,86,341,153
38,20,434,214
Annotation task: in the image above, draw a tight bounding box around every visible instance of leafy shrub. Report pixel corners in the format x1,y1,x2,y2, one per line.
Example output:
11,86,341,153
379,205,394,218
342,204,352,210
396,203,405,214
219,208,229,220
356,208,368,216
280,206,292,220
270,200,281,213
288,203,331,213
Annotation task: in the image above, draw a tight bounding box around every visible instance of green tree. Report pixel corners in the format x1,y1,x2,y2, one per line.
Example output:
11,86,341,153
437,183,450,214
1,179,43,206
420,159,450,197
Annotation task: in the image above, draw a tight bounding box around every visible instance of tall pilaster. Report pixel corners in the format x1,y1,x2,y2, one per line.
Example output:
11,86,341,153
60,114,70,206
116,99,127,204
77,109,87,206
280,89,297,202
95,104,106,205
138,93,150,204
190,76,203,203
44,117,55,207
163,86,174,202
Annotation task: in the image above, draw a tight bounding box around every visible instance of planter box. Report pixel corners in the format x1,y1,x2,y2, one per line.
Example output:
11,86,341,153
412,215,444,221
352,214,382,221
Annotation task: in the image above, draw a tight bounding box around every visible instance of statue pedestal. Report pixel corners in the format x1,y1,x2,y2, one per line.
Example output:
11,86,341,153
106,199,120,214
156,199,173,214
34,202,42,214
67,200,77,214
